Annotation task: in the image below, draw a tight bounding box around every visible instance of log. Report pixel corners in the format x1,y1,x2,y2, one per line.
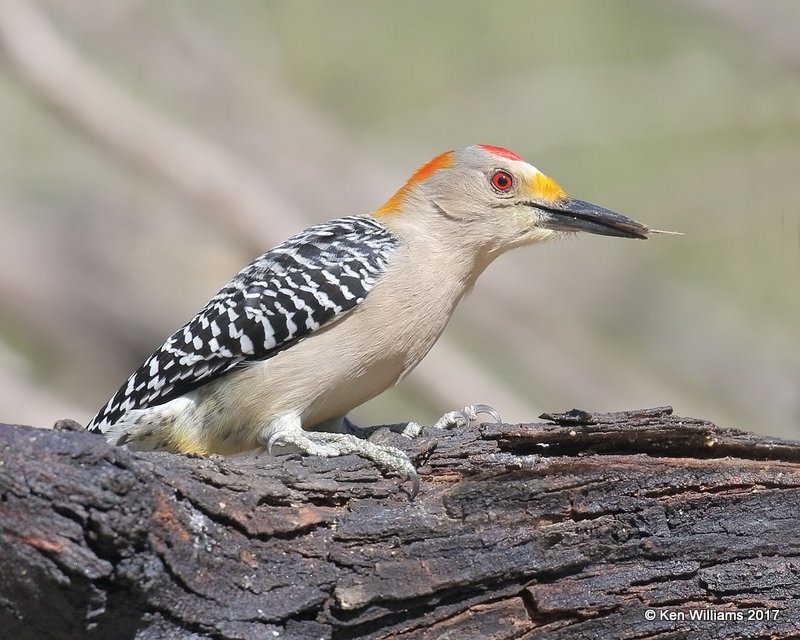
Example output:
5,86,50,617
1,407,799,639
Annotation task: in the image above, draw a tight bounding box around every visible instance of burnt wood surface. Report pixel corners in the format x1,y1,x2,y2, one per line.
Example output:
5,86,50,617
1,407,799,639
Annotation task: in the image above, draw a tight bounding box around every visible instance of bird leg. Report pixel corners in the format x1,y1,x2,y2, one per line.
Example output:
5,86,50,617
260,414,419,497
260,405,500,499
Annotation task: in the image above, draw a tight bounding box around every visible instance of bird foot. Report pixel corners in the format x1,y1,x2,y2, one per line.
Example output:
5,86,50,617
266,429,419,498
402,403,502,438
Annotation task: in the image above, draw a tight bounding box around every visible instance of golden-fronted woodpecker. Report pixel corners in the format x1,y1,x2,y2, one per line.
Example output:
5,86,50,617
88,145,650,495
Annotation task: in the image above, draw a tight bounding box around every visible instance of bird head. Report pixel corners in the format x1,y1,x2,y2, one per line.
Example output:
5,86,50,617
376,145,649,254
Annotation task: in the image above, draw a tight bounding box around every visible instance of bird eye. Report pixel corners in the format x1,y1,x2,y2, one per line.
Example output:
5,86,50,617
490,170,513,192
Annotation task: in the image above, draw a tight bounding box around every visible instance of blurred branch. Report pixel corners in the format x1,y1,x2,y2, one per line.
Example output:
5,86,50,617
0,0,300,252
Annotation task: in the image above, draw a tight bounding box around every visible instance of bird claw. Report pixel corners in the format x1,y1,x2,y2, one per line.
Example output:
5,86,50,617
433,403,502,430
266,431,285,455
405,465,420,500
466,403,502,424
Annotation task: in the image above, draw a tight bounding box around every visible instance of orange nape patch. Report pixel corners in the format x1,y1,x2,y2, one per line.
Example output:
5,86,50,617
479,145,524,162
530,172,567,203
376,151,454,216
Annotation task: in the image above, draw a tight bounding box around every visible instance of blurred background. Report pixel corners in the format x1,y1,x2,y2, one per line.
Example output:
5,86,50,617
0,0,798,437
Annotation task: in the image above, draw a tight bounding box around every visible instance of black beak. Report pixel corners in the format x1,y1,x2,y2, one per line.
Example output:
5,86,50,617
536,199,649,239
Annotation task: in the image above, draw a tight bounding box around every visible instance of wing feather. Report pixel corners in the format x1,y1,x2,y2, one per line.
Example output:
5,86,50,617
88,215,399,432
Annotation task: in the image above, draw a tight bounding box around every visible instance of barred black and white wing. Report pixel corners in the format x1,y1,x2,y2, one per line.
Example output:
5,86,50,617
88,215,400,433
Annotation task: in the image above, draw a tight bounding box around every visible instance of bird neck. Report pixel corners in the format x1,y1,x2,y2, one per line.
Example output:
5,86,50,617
371,196,497,291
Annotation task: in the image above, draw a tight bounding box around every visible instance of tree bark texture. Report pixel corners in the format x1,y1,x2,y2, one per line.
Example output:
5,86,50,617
1,407,799,639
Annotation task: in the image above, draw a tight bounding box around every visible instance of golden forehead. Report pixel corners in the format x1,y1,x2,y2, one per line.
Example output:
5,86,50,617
529,172,567,202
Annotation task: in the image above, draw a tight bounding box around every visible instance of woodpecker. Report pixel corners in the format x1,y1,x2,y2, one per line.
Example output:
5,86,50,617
88,145,650,495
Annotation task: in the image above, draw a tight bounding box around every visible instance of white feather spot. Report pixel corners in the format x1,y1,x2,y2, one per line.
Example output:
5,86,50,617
147,376,165,390
239,334,254,355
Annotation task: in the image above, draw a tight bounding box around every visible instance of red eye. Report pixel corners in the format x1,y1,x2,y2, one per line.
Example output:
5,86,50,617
491,170,513,192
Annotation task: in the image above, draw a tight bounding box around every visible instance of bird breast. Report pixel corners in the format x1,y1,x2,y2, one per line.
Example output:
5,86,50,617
199,240,481,450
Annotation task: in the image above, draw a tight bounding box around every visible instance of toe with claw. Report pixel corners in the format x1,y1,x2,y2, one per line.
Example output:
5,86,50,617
264,427,419,498
403,403,502,437
434,403,502,430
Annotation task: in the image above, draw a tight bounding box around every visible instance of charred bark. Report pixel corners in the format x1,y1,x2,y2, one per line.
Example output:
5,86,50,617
1,407,799,639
